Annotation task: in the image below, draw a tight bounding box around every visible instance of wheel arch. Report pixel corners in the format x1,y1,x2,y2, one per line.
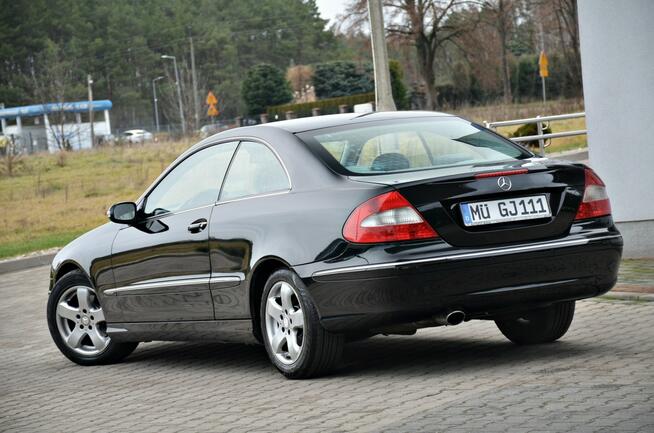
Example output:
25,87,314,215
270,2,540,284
249,256,292,342
51,260,89,290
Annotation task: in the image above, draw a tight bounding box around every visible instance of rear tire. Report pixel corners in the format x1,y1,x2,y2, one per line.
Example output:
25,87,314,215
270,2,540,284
47,270,138,365
260,269,344,379
495,301,575,345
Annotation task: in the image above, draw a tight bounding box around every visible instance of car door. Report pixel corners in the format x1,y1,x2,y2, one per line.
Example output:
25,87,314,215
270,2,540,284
208,140,291,319
110,141,239,322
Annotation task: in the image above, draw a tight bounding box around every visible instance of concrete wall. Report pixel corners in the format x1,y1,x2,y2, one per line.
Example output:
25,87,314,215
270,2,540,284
578,0,654,258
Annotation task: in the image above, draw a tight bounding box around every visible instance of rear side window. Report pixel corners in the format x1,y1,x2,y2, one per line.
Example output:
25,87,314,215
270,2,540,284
220,141,290,201
298,118,530,175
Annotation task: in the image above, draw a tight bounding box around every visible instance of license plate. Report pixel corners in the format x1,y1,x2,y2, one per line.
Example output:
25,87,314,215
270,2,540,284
460,195,551,227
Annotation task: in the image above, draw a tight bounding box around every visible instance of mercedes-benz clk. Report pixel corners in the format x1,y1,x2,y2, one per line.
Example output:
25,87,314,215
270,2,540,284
47,112,623,378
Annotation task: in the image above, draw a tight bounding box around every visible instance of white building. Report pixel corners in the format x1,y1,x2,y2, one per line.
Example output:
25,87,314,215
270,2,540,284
0,100,112,153
578,0,654,258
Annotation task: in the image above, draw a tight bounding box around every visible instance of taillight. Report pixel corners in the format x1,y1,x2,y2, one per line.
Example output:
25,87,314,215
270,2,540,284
574,168,612,220
343,191,438,243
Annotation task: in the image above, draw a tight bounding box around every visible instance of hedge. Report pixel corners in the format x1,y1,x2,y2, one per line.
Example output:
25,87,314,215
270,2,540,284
267,92,375,120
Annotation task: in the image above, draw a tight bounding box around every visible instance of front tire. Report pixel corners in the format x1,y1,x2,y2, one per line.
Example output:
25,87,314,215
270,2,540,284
47,270,138,365
260,269,343,379
495,301,575,345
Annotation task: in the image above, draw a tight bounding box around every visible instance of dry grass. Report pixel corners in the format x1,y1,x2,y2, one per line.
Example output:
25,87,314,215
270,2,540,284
0,139,192,259
496,117,587,153
453,98,587,153
453,98,585,123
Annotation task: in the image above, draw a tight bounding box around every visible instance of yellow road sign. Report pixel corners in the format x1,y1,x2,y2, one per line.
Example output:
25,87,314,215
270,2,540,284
539,51,549,78
207,105,219,117
206,91,218,106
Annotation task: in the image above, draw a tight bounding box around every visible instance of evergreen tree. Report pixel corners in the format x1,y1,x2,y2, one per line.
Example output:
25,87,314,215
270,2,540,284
242,64,292,115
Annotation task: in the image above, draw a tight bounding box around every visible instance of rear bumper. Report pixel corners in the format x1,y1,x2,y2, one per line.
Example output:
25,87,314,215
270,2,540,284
295,218,622,332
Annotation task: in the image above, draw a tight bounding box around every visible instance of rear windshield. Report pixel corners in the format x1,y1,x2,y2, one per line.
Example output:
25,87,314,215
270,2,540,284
297,117,531,175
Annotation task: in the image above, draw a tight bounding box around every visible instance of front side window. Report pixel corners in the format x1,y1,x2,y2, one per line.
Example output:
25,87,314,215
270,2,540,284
144,141,238,215
298,117,531,175
220,141,290,201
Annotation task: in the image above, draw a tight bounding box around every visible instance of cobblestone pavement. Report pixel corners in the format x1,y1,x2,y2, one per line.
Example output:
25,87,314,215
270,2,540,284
617,259,654,293
1,266,653,433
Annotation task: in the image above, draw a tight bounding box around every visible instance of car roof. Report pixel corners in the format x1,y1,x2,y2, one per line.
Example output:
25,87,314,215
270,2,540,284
262,110,453,134
189,110,459,155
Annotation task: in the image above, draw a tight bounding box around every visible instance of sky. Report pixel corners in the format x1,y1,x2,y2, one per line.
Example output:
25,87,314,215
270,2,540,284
315,0,350,26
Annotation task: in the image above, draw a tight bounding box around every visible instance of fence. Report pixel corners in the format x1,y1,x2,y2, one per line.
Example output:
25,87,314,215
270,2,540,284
484,112,587,156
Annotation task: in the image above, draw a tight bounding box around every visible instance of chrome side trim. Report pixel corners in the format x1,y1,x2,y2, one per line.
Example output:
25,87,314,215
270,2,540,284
209,275,243,284
105,274,245,295
105,278,210,295
312,235,622,277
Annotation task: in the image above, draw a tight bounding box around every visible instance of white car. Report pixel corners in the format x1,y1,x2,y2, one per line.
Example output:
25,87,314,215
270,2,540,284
122,129,153,143
199,123,229,138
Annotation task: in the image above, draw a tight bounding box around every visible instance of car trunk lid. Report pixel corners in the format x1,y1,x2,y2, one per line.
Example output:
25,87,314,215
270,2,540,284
349,158,586,247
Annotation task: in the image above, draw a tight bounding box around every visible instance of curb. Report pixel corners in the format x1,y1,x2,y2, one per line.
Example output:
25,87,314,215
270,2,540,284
599,291,654,303
0,252,57,275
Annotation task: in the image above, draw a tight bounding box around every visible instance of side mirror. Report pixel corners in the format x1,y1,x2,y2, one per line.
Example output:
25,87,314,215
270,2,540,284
108,202,138,224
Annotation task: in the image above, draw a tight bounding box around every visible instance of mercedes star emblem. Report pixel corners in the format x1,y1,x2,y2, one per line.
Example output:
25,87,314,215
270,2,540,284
497,176,512,191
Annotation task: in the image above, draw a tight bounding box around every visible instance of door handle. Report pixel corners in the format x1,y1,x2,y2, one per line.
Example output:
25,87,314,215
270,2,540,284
187,219,208,233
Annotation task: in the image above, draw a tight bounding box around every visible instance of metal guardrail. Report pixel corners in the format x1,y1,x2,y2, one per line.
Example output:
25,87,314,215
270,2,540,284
484,112,587,156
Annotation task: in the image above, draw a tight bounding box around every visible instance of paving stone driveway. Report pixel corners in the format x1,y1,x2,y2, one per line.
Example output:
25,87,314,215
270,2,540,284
1,266,653,433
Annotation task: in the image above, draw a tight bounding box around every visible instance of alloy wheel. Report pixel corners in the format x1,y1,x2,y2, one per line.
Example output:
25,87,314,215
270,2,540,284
265,281,305,365
55,286,110,355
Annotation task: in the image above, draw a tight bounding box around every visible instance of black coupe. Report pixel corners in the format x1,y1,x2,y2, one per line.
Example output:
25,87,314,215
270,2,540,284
47,111,622,378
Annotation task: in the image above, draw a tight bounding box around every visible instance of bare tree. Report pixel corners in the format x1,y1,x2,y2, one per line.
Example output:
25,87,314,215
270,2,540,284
0,135,24,177
481,0,516,103
160,57,208,133
552,0,581,92
344,0,476,110
287,65,315,103
30,40,85,151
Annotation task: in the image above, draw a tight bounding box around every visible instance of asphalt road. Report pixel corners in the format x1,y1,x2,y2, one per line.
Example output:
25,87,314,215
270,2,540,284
1,266,653,433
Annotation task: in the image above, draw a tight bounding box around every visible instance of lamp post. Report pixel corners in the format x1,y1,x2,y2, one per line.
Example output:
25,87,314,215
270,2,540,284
161,55,186,135
152,76,165,133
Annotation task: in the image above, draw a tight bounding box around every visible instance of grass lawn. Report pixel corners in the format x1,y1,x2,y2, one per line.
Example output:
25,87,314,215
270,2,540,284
454,98,587,154
0,99,587,260
496,116,587,154
0,139,191,259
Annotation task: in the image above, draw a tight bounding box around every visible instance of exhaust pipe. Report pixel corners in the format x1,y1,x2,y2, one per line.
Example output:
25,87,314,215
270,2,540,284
433,310,466,326
378,310,467,335
445,310,465,326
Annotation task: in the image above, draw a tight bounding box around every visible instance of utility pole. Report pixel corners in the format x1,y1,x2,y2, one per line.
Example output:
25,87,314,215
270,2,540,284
152,76,165,133
539,22,547,105
161,54,186,135
189,32,200,132
0,103,5,134
87,74,94,147
367,0,396,111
